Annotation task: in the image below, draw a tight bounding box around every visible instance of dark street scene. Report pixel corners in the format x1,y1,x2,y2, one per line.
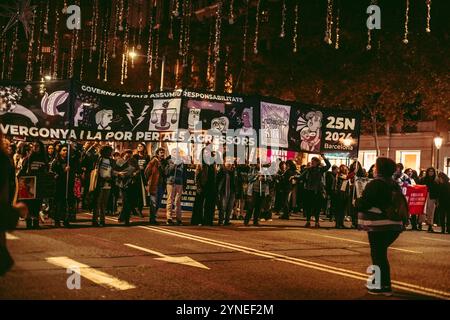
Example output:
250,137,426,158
0,0,449,312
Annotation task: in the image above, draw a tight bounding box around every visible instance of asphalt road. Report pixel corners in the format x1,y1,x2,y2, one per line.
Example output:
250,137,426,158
1,211,449,300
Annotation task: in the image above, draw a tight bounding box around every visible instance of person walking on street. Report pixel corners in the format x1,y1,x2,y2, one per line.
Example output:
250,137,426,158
356,157,406,296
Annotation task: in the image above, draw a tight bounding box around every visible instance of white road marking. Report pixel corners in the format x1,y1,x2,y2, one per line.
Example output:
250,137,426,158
422,237,450,243
46,256,136,291
6,233,19,240
303,233,423,254
124,243,210,269
138,226,450,300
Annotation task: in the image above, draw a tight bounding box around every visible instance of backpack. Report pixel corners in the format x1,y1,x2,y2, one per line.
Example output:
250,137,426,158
385,184,409,223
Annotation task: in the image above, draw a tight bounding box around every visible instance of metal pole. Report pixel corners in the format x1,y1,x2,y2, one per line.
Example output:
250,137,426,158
160,56,165,91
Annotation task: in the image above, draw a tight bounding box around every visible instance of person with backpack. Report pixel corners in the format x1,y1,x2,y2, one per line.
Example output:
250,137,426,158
356,157,407,296
296,154,331,227
18,141,48,229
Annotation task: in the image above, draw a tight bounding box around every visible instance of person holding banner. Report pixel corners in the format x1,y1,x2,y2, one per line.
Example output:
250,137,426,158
420,168,439,233
18,141,48,229
356,157,406,296
217,162,237,226
437,173,450,234
296,154,331,228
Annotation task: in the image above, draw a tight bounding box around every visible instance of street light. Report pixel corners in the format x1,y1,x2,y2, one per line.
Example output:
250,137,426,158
434,135,443,170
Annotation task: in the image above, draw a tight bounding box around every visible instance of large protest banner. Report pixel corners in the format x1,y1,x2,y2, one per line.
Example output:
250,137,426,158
71,82,182,142
179,90,259,163
1,80,362,159
0,80,71,139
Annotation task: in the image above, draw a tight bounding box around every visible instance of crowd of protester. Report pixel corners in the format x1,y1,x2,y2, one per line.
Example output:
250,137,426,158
1,137,449,234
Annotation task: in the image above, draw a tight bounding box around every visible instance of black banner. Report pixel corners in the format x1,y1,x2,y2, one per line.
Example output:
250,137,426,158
0,81,362,158
320,110,361,158
0,80,70,139
71,82,182,141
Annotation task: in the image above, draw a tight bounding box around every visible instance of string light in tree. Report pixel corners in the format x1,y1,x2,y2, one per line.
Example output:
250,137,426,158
7,24,18,80
229,0,235,24
25,9,36,81
51,7,60,79
121,2,130,84
118,0,124,31
112,0,120,59
103,17,110,82
425,0,431,33
334,8,340,49
211,1,223,91
403,0,409,44
324,0,333,45
0,33,7,80
280,0,286,38
253,0,261,54
147,3,154,90
68,0,81,79
367,0,376,50
206,22,214,90
224,46,233,93
242,0,249,62
168,0,174,40
292,3,299,53
154,27,160,70
89,0,99,63
137,0,143,50
43,0,49,35
80,38,85,81
182,0,192,68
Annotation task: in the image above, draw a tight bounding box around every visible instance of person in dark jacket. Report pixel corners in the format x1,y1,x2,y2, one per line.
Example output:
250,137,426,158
133,142,151,217
420,167,439,232
325,165,338,221
192,147,217,226
0,136,21,276
92,145,115,227
116,150,140,226
296,154,331,227
356,157,404,296
335,165,351,229
18,141,48,229
279,160,298,220
436,172,450,234
50,144,78,227
217,162,237,226
165,149,188,225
